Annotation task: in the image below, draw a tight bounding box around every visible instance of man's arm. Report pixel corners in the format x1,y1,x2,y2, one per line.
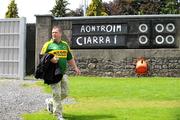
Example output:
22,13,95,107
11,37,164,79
68,59,81,75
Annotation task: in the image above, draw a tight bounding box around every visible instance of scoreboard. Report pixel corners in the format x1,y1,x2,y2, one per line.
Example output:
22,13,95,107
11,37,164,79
71,17,177,49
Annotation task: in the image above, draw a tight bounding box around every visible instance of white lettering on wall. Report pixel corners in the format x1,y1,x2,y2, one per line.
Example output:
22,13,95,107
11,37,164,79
113,25,116,32
116,25,121,32
114,35,117,44
80,25,123,33
93,36,98,44
80,25,85,33
101,25,106,32
99,36,104,44
97,26,100,31
106,36,111,43
106,25,113,32
75,35,121,46
87,37,92,44
76,37,83,46
86,26,91,33
91,26,96,32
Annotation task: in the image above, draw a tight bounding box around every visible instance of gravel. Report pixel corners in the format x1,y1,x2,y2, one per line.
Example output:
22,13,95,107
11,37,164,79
0,79,50,120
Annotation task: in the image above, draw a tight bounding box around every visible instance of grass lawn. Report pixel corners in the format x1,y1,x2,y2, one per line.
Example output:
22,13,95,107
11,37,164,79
22,76,180,120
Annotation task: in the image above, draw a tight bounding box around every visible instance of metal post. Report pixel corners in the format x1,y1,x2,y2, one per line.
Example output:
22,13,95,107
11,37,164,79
83,0,87,16
19,17,26,80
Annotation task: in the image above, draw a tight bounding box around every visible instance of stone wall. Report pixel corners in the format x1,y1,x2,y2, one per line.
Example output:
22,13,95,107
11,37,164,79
66,49,180,77
67,56,180,77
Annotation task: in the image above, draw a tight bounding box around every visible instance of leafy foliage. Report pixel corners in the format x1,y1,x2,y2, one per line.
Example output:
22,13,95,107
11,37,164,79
138,1,161,15
51,0,69,17
103,0,180,15
5,0,19,18
104,0,137,15
86,0,108,16
160,0,180,14
67,7,83,16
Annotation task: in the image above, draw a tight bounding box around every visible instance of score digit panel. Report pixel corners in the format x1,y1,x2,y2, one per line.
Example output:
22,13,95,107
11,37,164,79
152,21,176,47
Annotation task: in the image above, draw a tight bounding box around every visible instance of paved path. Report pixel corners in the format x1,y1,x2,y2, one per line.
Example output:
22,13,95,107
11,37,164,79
0,80,50,120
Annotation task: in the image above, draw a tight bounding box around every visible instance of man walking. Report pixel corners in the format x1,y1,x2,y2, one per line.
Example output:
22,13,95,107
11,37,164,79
40,26,81,120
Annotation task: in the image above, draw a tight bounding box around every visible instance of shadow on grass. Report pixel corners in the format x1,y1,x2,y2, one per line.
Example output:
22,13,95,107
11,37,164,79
64,114,116,120
176,114,180,120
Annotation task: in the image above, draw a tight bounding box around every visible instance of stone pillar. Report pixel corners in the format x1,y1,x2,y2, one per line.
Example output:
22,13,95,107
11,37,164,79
35,15,53,67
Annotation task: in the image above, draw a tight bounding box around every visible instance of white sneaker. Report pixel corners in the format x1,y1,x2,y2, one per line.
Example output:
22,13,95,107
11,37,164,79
45,98,53,113
57,115,65,120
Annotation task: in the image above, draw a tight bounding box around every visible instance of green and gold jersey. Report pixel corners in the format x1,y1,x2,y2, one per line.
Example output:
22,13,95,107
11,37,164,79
40,39,73,74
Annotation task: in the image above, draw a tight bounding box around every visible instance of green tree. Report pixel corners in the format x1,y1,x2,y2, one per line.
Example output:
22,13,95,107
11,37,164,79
86,0,108,16
138,1,161,15
103,0,138,15
160,0,180,14
103,0,180,15
5,0,19,18
51,0,69,17
67,7,83,17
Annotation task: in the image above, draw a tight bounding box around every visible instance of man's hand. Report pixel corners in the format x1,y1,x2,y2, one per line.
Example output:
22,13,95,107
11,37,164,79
74,67,81,75
50,57,59,63
68,59,81,75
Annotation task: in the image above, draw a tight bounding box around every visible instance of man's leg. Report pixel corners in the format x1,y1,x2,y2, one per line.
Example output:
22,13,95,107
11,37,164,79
61,74,69,100
50,82,63,117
